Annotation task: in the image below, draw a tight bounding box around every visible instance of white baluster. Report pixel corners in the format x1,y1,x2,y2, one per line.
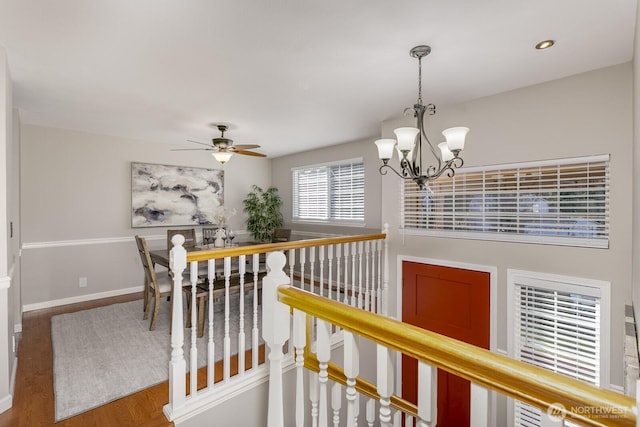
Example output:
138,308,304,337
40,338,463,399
293,309,306,427
377,345,393,427
470,383,489,427
331,383,341,427
344,331,359,427
342,243,349,304
357,241,364,309
251,254,260,369
350,242,357,307
289,248,296,286
404,413,414,427
319,245,325,297
238,254,246,375
207,259,215,386
317,319,331,427
366,398,376,426
299,247,306,291
336,244,342,302
418,362,437,427
189,260,198,396
376,239,383,314
223,256,231,381
364,241,371,312
263,251,291,427
168,235,186,409
382,223,389,315
310,372,319,427
309,246,316,294
327,245,334,300
252,253,260,369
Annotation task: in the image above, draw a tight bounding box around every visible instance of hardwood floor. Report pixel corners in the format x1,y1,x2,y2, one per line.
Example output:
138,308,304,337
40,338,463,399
0,293,265,427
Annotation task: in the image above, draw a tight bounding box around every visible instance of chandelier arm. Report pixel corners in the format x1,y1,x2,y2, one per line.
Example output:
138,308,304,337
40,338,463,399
379,164,413,179
416,106,442,170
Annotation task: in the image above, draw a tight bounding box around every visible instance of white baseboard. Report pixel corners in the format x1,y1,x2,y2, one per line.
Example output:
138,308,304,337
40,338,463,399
22,285,144,312
14,323,21,334
0,392,12,414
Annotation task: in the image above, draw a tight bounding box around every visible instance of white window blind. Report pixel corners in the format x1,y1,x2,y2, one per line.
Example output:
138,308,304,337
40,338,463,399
401,155,610,248
293,159,364,223
512,276,602,427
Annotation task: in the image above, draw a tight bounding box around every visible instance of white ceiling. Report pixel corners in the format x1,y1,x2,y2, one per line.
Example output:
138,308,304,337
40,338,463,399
0,1,636,158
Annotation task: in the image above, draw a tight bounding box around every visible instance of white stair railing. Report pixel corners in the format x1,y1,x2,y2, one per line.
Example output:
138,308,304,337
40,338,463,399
162,230,389,422
265,268,639,427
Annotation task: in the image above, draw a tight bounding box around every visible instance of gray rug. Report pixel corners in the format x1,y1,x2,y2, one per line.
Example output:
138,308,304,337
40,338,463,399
51,293,261,421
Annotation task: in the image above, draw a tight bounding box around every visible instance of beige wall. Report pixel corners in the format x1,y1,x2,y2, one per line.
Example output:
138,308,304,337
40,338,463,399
272,62,632,394
380,63,632,389
19,125,271,307
271,137,383,236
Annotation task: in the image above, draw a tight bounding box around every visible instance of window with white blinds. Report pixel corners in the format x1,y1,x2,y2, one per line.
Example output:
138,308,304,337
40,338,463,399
508,271,608,427
292,158,364,224
401,155,610,248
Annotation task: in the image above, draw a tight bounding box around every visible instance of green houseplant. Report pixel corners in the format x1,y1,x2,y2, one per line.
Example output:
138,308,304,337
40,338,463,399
243,185,284,242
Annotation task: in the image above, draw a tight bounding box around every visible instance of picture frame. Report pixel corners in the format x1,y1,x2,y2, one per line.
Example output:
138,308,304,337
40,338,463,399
131,162,224,228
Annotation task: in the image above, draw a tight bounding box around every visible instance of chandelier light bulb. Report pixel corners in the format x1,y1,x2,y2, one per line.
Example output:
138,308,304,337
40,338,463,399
438,142,454,162
394,127,419,152
442,127,469,152
375,139,396,161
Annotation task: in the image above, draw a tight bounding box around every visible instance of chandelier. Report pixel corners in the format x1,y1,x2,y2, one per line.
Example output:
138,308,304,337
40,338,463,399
375,45,469,189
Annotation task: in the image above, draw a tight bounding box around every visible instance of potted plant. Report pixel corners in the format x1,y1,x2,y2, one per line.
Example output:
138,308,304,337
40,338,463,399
243,185,284,242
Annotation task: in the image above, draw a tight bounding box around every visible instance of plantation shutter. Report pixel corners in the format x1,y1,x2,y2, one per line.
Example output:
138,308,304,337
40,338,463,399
330,162,364,220
293,167,329,220
293,158,364,223
513,278,601,426
401,155,609,248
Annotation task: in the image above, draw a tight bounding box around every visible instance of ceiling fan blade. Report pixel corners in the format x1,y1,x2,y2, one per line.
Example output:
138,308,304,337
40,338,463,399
228,144,260,150
234,149,267,157
171,148,214,151
187,139,213,147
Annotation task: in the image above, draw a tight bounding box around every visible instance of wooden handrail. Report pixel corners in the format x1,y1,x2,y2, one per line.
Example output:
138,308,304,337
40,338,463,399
278,286,636,426
185,233,386,263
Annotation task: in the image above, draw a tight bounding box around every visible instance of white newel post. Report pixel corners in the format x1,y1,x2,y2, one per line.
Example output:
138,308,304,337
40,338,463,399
168,235,187,410
262,251,291,427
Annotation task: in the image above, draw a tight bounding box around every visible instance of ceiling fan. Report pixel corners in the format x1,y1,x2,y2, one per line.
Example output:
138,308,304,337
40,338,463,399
173,124,266,164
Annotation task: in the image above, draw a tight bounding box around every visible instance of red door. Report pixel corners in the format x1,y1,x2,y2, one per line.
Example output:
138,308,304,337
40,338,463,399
402,261,490,427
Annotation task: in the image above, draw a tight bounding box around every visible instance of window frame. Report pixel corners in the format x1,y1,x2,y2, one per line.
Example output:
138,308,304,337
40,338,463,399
400,155,610,248
506,269,611,426
292,158,365,226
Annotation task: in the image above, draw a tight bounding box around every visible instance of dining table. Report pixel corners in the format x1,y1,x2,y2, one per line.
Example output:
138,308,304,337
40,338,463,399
149,241,265,337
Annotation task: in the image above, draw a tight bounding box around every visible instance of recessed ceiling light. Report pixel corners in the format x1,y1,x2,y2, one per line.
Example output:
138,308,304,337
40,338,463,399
535,40,555,50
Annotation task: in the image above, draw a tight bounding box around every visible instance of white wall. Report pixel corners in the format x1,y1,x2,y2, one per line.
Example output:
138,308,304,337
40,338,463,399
0,45,17,414
380,63,632,392
19,125,271,308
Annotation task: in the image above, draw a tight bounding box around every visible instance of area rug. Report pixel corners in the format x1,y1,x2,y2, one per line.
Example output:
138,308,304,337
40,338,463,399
51,293,260,421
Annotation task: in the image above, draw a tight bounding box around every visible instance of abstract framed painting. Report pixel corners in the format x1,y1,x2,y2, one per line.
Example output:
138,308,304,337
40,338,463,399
131,162,224,228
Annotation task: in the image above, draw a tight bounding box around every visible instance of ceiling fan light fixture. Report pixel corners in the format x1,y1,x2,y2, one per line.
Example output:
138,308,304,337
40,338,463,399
212,151,233,164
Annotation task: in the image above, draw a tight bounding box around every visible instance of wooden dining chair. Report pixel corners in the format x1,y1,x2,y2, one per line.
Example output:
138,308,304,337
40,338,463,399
167,228,197,249
135,235,173,331
272,228,291,243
